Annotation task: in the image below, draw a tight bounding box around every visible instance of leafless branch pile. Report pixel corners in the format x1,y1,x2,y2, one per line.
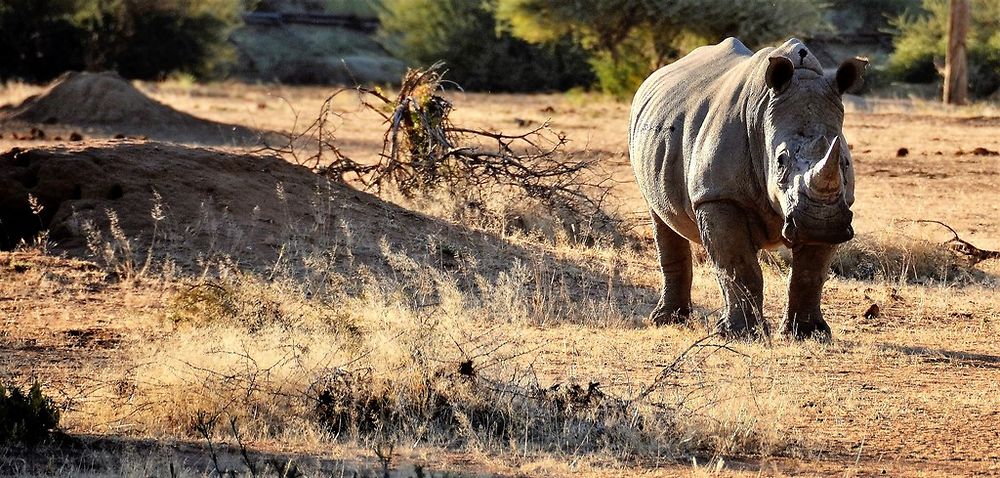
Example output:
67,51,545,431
256,90,376,180
260,63,624,243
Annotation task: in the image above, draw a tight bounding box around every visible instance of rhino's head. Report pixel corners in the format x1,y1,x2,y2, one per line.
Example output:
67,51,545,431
762,48,867,247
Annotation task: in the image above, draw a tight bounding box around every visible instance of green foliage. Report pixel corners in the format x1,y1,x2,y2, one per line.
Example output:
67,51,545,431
888,0,1000,98
75,0,242,79
0,382,61,446
827,0,920,33
587,35,656,98
496,0,828,96
0,0,87,82
378,0,593,92
0,0,240,82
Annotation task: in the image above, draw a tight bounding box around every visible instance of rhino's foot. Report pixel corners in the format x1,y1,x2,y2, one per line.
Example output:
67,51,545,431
783,319,832,342
648,305,691,326
717,315,770,341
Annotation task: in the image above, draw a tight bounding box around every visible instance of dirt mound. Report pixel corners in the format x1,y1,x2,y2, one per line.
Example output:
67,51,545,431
0,141,508,273
0,72,264,145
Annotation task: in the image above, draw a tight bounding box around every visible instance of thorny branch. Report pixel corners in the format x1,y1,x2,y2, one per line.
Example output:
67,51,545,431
258,63,623,242
915,220,1000,264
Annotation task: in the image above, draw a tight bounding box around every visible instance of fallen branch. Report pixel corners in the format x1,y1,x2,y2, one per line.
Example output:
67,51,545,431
259,63,625,243
354,62,617,232
915,220,1000,264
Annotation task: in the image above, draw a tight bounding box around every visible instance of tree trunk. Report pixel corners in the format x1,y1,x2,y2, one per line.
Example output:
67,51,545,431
944,0,970,105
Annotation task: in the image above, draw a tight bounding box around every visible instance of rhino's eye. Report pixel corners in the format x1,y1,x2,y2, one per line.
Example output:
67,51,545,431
776,153,793,185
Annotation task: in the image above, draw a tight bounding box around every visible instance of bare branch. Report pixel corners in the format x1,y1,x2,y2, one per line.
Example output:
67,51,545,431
914,220,1000,264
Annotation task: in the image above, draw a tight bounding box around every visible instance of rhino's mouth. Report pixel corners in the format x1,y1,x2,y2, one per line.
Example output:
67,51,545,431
782,213,854,247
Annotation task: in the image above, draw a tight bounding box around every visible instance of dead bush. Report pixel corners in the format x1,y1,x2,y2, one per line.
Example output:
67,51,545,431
260,63,628,246
831,226,994,285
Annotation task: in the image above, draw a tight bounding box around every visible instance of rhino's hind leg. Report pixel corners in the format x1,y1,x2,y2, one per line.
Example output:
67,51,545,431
783,244,836,341
648,211,693,325
696,202,769,339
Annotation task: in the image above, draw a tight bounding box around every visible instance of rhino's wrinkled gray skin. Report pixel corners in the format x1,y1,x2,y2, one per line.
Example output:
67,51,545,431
628,38,867,340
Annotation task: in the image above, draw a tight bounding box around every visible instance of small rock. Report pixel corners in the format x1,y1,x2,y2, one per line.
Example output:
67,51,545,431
896,147,908,157
458,359,475,377
971,147,999,156
514,118,532,127
69,132,83,142
863,303,880,320
540,105,556,114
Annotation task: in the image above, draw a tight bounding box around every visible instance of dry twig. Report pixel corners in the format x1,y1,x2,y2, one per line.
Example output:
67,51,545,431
915,220,1000,264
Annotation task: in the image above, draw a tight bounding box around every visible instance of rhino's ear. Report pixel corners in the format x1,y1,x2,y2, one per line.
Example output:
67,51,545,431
766,56,794,92
835,57,868,94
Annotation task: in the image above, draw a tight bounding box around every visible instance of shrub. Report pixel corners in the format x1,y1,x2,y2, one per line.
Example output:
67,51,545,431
888,0,1000,98
0,0,86,82
75,0,242,80
0,0,240,82
832,231,992,285
496,0,827,97
0,382,61,446
378,0,593,92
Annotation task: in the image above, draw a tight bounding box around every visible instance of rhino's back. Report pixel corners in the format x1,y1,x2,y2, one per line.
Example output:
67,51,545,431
628,38,758,242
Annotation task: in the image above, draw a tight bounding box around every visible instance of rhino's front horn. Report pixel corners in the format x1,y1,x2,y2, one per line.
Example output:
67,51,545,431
807,137,843,199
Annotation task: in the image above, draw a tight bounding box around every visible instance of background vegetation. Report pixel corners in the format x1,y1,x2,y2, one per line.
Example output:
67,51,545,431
494,0,827,96
0,0,240,82
1,0,999,99
378,0,593,92
888,0,1000,98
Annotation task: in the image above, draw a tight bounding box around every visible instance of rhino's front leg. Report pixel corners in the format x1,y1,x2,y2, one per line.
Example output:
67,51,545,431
783,244,836,341
696,202,768,339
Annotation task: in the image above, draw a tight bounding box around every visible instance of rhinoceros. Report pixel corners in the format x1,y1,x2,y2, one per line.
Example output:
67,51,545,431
628,38,867,340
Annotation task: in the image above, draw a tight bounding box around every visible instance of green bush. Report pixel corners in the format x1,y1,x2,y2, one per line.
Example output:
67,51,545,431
0,0,87,82
0,382,61,446
888,0,1000,98
587,36,657,98
378,0,593,92
0,0,240,82
76,0,241,80
496,0,827,97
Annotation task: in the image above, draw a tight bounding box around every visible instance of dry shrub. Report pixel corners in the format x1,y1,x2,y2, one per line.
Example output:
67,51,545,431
262,64,629,246
74,245,791,463
832,228,994,285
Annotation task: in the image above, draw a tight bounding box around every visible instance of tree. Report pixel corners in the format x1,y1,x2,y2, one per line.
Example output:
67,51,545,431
495,0,828,95
0,0,240,82
75,0,242,79
0,0,86,82
888,0,999,99
944,0,969,104
379,0,593,92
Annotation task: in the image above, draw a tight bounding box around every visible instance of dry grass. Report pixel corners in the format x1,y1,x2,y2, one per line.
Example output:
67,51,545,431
2,81,999,476
66,212,791,463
